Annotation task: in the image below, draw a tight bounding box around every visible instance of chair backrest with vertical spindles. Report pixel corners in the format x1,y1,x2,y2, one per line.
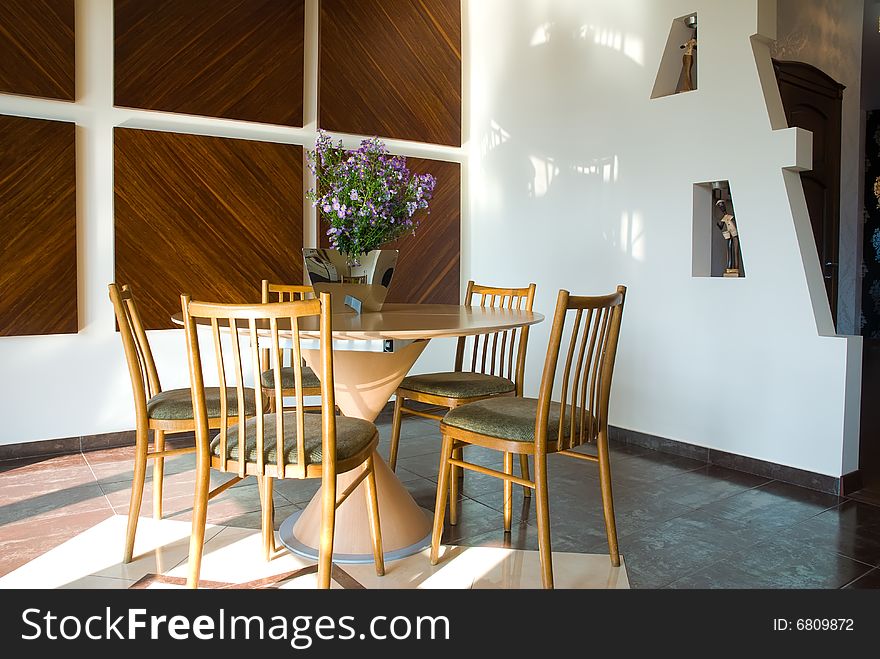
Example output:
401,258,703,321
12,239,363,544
182,292,336,479
453,281,537,395
534,286,626,453
260,281,315,379
108,283,162,416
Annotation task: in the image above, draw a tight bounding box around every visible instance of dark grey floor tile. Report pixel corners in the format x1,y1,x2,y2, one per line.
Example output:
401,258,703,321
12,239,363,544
621,541,732,589
667,539,874,589
646,465,772,509
592,511,758,588
693,534,872,589
220,503,302,531
603,451,706,484
774,500,880,567
607,441,655,458
271,478,321,505
436,498,513,544
453,521,595,555
843,567,880,588
584,494,694,539
376,433,442,462
396,452,443,481
515,491,666,551
465,487,535,526
374,418,439,445
690,480,843,533
391,465,426,483
665,563,776,589
403,477,449,511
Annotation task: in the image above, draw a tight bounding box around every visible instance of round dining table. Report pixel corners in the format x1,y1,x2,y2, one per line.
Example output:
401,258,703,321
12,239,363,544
176,302,544,562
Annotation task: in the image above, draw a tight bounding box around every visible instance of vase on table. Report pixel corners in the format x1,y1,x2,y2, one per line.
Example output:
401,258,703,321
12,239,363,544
303,247,398,313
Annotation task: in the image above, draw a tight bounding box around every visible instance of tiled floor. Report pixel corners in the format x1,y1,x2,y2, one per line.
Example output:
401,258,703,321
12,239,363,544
1,406,879,588
0,516,629,589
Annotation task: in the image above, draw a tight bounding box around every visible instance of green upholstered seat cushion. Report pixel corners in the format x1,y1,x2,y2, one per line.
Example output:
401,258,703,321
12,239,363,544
147,388,259,421
400,371,515,399
260,365,321,390
442,397,592,443
210,413,376,465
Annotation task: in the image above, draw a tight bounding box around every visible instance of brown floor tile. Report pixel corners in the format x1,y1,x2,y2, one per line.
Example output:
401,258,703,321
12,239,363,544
0,508,115,577
86,449,197,486
0,479,113,527
0,452,88,474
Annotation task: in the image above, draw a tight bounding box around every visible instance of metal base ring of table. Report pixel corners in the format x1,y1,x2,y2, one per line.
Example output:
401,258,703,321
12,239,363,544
278,508,433,564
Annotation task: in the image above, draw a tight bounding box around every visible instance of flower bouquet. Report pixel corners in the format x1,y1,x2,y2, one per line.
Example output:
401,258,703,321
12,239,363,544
303,131,436,311
306,130,436,262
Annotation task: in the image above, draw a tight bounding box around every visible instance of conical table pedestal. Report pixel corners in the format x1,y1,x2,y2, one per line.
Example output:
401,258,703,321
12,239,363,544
278,340,434,563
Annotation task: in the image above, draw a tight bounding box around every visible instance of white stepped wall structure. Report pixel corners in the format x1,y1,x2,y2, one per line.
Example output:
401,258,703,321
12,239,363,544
465,0,861,477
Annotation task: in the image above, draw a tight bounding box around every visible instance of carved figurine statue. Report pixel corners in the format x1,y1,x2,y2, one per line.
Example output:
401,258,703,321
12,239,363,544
716,199,741,277
677,37,697,93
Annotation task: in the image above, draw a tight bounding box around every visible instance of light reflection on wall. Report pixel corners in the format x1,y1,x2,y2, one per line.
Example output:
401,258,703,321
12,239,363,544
619,210,646,262
530,22,553,46
578,24,645,66
528,155,558,197
481,119,510,157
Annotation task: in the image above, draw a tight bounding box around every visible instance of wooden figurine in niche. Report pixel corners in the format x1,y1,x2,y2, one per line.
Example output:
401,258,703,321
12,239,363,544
677,36,697,93
716,199,741,277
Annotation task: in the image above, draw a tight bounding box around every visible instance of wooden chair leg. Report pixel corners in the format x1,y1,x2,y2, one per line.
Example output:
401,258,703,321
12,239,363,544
259,476,276,561
389,394,404,471
503,452,513,532
152,429,165,520
596,431,620,567
363,455,385,576
430,433,455,565
519,454,531,499
449,446,461,525
534,452,554,589
123,426,149,563
186,449,211,589
317,471,337,589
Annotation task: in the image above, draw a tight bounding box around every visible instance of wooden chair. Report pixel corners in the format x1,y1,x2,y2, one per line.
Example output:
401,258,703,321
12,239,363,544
181,292,384,589
109,283,261,563
430,286,627,589
260,281,323,411
389,281,536,519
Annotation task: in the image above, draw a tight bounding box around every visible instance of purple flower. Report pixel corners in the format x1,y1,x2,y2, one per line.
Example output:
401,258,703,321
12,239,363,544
304,131,436,255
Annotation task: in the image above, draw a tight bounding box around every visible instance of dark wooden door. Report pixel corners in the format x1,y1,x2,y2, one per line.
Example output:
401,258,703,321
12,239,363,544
774,60,844,325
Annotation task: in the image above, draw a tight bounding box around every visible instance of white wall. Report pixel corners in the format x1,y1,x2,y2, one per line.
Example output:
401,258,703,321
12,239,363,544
771,0,864,336
466,0,861,476
0,0,460,446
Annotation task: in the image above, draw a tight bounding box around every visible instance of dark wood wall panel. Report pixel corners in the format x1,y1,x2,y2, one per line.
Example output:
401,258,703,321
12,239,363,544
320,0,461,146
115,0,304,126
320,158,460,305
0,115,77,336
0,0,75,100
115,129,303,330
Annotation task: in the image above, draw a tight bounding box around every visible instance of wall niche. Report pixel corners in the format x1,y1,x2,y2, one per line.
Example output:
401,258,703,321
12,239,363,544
652,13,698,99
692,180,745,279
